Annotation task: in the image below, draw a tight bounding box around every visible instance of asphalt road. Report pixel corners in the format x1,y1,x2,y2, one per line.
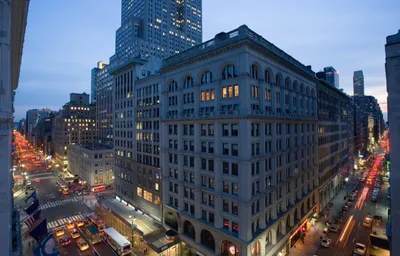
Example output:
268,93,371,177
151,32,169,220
15,133,116,256
315,147,389,256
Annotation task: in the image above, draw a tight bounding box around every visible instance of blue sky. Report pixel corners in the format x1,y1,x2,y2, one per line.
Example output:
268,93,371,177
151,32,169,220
15,0,400,120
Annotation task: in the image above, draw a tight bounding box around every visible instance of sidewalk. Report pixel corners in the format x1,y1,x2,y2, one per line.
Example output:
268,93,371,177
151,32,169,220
289,174,360,256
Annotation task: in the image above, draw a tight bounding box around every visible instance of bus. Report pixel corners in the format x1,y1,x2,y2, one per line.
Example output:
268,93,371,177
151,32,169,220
87,213,105,232
84,224,101,244
103,227,132,256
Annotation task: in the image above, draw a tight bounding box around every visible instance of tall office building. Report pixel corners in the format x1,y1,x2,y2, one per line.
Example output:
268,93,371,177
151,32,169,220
92,0,203,147
114,0,202,64
53,93,96,172
353,95,384,152
113,25,319,256
0,0,30,255
353,70,364,96
316,79,354,211
91,62,108,103
385,29,400,254
25,108,52,145
92,62,114,145
316,66,339,88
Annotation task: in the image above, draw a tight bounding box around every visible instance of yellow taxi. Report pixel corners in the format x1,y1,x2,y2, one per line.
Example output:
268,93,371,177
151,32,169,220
58,187,62,192
62,190,69,195
76,220,85,227
66,222,75,230
55,228,65,237
70,229,80,239
77,239,89,251
363,215,372,228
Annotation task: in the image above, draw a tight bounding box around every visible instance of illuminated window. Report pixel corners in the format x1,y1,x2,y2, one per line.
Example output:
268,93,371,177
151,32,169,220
144,190,152,202
154,196,161,205
137,187,143,197
155,182,159,191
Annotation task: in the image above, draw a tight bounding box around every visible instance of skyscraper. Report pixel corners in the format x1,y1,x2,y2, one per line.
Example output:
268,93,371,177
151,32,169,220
385,29,400,254
353,70,364,96
92,0,203,146
114,0,202,64
316,66,339,88
92,62,114,145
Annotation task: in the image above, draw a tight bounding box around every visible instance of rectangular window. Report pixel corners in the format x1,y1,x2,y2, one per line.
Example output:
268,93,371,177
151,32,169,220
208,124,214,136
223,162,229,174
223,143,229,155
137,187,143,197
232,144,238,156
232,183,239,195
208,159,214,171
222,87,228,98
232,202,238,215
223,181,229,193
231,124,239,136
208,142,214,153
201,124,207,135
232,163,239,176
232,222,239,234
265,89,271,101
223,200,229,212
223,124,229,136
234,85,239,97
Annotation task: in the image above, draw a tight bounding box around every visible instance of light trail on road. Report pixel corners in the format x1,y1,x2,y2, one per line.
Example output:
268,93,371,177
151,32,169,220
354,187,369,210
338,215,354,244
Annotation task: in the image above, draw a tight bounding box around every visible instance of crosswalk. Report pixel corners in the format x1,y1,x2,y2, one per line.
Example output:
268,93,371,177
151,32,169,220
47,213,88,229
39,197,79,210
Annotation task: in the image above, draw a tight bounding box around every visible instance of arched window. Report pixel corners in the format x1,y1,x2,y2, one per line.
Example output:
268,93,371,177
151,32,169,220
250,64,259,79
293,81,298,92
300,84,304,94
306,87,310,97
311,88,316,98
222,64,238,80
201,71,213,85
293,208,299,221
265,69,271,84
276,74,282,87
221,240,239,256
165,212,178,231
200,230,215,252
265,230,272,246
169,81,178,92
251,241,260,256
183,220,196,240
285,77,291,89
183,76,194,88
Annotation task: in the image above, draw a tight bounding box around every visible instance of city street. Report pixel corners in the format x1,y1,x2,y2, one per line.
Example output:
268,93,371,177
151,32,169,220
14,132,116,256
291,139,389,256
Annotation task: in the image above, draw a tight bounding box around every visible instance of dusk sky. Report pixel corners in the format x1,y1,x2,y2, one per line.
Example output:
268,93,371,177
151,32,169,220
15,0,400,120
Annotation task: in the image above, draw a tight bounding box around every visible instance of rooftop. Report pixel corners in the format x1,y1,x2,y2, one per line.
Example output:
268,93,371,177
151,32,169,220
98,196,162,236
386,29,400,44
80,143,113,151
162,25,315,78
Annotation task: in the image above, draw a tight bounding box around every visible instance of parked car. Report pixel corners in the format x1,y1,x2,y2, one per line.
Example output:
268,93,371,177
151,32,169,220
353,243,366,255
320,237,332,248
329,225,340,233
345,201,353,207
343,205,350,211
